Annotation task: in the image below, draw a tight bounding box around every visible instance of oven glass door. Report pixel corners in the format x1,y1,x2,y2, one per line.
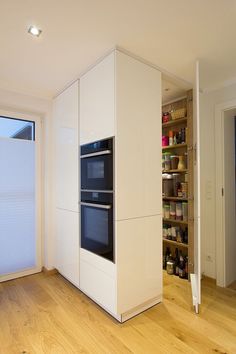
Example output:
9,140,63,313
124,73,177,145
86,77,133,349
81,202,113,261
81,154,113,191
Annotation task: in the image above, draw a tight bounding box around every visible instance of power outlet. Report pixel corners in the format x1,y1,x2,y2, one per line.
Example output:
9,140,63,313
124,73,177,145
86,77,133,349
205,180,212,200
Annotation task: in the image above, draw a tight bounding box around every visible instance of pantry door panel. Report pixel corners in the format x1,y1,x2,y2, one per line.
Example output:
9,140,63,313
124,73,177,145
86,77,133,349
191,60,201,313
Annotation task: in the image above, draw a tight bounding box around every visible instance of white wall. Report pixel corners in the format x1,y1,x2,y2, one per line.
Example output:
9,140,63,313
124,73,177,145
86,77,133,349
0,88,54,270
200,82,236,279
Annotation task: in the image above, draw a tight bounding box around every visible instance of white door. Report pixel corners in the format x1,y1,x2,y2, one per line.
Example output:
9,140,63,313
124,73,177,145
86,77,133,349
0,111,41,282
190,61,201,313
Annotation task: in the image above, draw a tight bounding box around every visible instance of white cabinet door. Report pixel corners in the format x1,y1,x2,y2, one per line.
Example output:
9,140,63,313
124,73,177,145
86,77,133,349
115,51,162,220
79,249,116,316
53,81,79,212
80,52,115,145
55,208,79,287
116,214,162,314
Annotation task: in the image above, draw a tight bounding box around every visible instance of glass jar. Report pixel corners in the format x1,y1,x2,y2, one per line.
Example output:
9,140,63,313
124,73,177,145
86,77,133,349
162,174,173,197
176,202,183,220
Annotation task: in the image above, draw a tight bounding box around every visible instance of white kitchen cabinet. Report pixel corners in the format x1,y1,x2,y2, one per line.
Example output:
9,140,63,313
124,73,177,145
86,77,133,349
53,81,80,286
115,51,162,220
80,52,115,145
55,208,79,288
53,81,79,212
79,249,117,317
78,49,162,322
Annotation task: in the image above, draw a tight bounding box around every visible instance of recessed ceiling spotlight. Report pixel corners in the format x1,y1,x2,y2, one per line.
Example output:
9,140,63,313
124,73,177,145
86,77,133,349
28,25,42,37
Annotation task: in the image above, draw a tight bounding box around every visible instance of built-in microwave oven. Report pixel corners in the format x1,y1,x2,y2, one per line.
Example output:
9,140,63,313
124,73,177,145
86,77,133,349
80,138,113,191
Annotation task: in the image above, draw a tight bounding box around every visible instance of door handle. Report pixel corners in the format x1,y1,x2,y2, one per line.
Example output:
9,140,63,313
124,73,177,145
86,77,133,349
80,150,111,159
80,202,111,210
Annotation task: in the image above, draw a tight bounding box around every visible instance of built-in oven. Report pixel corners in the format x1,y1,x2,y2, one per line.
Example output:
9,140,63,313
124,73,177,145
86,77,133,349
80,191,114,262
80,138,113,191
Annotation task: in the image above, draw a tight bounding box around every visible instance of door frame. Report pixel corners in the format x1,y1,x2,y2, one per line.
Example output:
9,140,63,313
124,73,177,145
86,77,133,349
215,98,236,287
0,109,42,282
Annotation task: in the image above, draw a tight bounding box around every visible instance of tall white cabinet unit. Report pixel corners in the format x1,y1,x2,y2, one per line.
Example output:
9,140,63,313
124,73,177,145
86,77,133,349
79,50,162,322
53,81,80,288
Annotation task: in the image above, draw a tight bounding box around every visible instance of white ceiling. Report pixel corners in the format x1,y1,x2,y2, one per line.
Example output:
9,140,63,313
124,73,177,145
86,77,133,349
1,0,236,99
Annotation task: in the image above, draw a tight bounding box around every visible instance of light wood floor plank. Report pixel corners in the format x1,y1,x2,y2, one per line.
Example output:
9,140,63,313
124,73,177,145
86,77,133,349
0,272,235,354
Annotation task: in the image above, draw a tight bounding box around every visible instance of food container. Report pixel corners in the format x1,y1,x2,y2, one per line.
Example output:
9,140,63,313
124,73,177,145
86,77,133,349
170,155,179,170
169,131,173,146
178,155,186,170
176,228,183,243
171,108,187,120
170,201,176,219
182,202,188,222
167,227,172,239
181,182,188,198
171,226,177,241
172,173,181,197
162,112,170,123
163,152,171,171
162,174,173,196
164,204,170,219
166,260,175,275
162,136,169,146
163,225,168,239
176,202,183,220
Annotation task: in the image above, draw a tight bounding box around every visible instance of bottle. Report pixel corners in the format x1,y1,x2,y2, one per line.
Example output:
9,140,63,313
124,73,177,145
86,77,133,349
185,256,188,279
173,133,177,145
163,247,170,270
181,128,186,143
183,227,188,244
169,130,173,146
166,253,175,275
179,251,186,278
174,248,179,276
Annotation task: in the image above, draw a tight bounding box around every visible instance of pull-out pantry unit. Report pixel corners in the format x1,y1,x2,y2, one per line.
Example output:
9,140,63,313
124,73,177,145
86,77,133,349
53,48,198,322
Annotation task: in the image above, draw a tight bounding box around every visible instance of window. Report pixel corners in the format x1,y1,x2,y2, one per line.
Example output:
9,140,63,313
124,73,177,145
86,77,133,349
0,116,35,141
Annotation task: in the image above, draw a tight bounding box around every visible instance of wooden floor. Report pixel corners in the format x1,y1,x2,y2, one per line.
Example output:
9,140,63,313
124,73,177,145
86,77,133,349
0,272,236,354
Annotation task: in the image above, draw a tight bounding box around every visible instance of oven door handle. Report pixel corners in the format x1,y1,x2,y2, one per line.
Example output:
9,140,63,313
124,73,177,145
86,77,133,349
80,150,111,159
80,202,112,210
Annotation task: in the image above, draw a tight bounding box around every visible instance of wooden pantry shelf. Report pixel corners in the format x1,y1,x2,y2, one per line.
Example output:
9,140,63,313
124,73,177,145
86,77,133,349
162,169,188,173
162,143,187,150
163,238,188,248
162,197,188,201
162,117,187,128
163,218,188,225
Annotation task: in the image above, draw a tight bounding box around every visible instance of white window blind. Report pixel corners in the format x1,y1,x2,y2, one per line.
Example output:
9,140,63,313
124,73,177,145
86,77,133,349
0,137,36,275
